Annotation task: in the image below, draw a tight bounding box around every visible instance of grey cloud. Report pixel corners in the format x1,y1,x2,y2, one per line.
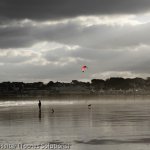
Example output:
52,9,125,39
0,25,37,48
43,48,72,62
33,22,150,49
0,0,150,82
1,21,150,49
1,45,150,82
0,62,82,82
0,56,30,64
0,50,38,64
43,45,150,76
0,0,150,21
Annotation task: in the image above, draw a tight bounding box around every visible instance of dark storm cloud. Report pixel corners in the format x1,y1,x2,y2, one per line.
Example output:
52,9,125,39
0,0,150,21
31,22,150,49
0,25,37,48
0,21,150,49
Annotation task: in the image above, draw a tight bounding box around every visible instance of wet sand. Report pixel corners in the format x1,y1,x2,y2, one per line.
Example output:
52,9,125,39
0,100,150,150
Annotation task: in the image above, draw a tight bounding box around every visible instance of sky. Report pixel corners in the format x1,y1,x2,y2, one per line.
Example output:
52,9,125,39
1,0,150,83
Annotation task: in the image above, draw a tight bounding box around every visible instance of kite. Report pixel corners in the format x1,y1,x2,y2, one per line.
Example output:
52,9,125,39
81,65,88,72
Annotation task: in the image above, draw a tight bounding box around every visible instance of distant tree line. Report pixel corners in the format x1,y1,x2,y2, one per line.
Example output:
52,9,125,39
0,77,150,96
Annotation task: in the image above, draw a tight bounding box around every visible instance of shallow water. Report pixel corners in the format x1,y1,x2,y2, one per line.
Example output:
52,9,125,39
1,99,150,150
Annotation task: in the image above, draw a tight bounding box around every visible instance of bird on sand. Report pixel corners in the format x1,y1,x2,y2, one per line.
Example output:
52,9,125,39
88,104,91,109
51,108,54,113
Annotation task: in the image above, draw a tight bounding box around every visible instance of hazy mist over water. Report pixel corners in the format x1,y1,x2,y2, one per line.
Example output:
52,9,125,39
0,98,150,150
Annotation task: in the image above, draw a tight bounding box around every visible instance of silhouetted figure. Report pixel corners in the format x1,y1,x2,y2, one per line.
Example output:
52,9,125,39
51,108,54,113
38,100,41,110
88,104,91,109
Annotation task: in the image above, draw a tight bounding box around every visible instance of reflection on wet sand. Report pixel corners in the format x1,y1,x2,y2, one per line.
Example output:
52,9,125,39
0,100,150,150
39,109,41,121
75,137,150,145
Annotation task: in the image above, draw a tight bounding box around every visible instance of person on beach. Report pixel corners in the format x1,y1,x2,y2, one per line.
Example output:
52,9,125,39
38,100,41,110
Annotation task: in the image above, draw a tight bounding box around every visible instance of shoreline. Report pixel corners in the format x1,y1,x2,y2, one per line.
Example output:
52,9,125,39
0,94,150,101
